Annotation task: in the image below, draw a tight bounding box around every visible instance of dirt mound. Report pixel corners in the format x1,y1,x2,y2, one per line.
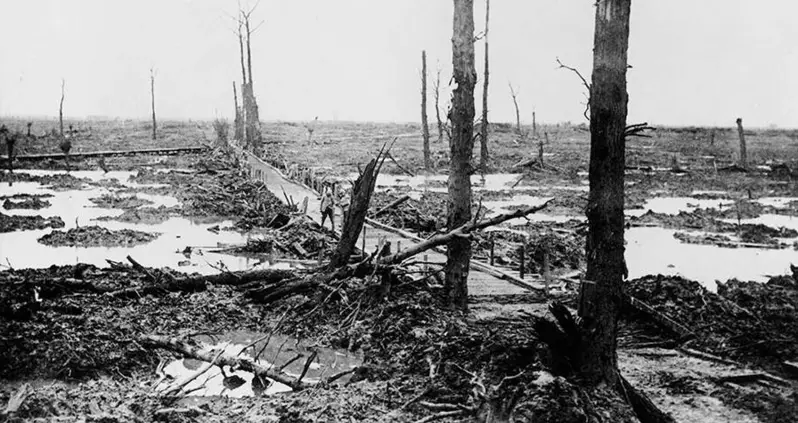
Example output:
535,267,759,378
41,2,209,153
2,196,51,210
38,226,159,247
0,213,64,232
89,193,153,209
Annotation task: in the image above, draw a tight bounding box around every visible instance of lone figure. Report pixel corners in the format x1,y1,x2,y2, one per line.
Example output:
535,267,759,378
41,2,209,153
320,185,335,231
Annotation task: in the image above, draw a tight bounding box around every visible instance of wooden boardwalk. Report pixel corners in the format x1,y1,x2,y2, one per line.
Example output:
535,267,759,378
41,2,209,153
234,144,556,297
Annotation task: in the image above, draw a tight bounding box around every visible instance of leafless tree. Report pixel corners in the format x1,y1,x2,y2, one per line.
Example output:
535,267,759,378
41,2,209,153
479,0,490,171
432,66,447,143
233,82,243,141
231,1,264,151
59,79,65,137
508,83,523,137
446,0,477,311
421,50,431,170
538,3,672,421
150,68,157,140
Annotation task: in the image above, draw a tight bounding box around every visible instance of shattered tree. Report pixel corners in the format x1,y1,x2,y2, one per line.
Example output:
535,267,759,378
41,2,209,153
59,79,65,137
234,4,263,151
479,0,490,170
329,144,390,268
233,81,243,141
446,0,477,310
421,50,431,170
580,1,675,421
150,68,157,140
433,67,446,143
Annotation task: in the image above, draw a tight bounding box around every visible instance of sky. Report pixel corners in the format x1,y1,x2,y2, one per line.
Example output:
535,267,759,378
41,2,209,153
0,0,796,128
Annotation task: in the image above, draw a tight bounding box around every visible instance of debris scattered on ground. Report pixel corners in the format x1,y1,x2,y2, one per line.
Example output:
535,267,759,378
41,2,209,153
624,274,798,373
37,226,159,247
89,193,153,209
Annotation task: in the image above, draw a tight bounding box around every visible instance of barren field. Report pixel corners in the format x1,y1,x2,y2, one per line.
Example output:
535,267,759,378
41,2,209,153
1,119,797,422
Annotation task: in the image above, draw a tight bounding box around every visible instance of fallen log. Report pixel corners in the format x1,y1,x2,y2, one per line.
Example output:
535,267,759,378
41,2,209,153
373,195,411,217
716,373,785,387
378,200,552,266
139,334,354,391
623,294,694,340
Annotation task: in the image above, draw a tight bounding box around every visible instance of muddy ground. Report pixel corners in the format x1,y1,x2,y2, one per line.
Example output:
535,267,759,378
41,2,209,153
1,121,797,422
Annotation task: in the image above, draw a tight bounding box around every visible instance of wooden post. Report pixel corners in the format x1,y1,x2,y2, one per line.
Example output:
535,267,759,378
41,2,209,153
397,240,402,252
736,118,747,169
423,254,429,272
709,128,715,147
489,234,495,266
519,243,525,279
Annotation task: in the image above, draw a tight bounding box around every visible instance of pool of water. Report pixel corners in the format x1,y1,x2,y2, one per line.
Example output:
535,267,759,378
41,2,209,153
155,331,362,397
626,227,795,289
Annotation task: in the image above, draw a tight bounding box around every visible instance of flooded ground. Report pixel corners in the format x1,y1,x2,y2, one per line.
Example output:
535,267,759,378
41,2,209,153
368,174,798,290
0,170,291,274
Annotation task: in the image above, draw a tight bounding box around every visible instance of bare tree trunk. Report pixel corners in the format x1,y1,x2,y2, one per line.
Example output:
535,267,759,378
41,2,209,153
532,111,537,139
447,0,476,311
579,0,632,387
238,27,247,85
233,82,243,141
242,15,262,153
245,16,254,88
59,79,65,137
479,0,490,171
150,68,157,141
434,68,444,143
509,83,521,135
421,50,431,170
736,118,747,169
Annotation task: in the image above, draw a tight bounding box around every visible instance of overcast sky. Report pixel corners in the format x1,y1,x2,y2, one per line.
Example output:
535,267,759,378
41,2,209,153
0,0,796,127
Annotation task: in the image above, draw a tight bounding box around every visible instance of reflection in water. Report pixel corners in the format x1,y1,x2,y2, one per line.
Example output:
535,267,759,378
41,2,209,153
0,171,287,274
156,331,362,397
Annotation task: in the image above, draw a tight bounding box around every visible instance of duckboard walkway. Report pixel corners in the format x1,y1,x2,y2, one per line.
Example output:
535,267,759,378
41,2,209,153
233,143,556,297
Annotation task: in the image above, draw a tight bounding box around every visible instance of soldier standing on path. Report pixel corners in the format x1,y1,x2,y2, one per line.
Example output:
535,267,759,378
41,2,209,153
320,184,335,231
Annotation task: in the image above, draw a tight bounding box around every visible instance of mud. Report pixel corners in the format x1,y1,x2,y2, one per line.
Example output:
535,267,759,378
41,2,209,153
2,197,51,210
0,212,64,233
0,171,88,190
37,225,159,247
94,205,182,225
88,193,154,209
624,274,798,374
